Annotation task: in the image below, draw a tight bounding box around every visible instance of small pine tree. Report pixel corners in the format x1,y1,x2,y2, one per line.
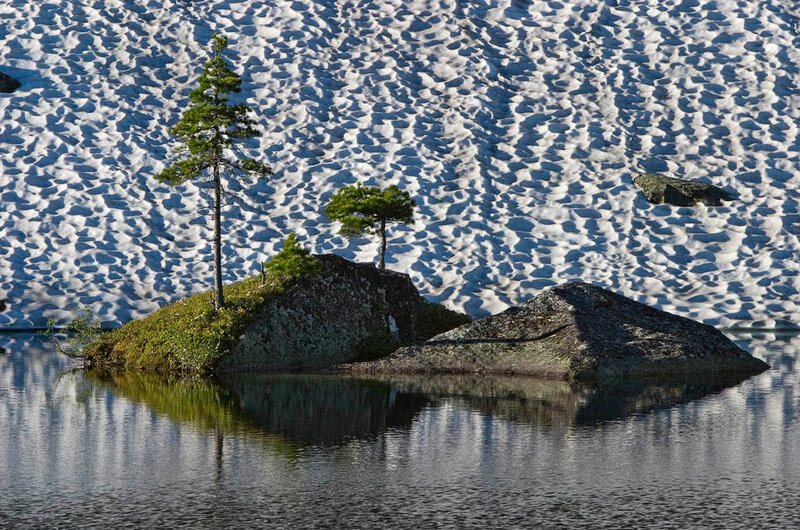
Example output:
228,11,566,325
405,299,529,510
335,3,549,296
156,34,272,310
325,184,415,269
264,233,322,283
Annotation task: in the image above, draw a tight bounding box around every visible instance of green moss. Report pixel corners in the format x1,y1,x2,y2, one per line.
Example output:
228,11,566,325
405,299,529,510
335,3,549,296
417,301,472,340
86,275,285,374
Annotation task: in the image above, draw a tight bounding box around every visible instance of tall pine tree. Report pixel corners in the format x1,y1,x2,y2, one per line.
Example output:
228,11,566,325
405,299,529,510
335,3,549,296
157,34,271,310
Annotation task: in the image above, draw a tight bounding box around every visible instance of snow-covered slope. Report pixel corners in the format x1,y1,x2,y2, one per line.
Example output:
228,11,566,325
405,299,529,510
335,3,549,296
1,0,798,328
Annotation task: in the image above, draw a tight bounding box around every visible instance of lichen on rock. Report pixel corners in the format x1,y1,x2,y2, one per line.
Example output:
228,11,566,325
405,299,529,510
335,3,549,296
347,282,769,382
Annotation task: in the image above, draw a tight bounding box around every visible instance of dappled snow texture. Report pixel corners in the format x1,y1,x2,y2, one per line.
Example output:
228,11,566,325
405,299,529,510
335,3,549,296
0,0,798,327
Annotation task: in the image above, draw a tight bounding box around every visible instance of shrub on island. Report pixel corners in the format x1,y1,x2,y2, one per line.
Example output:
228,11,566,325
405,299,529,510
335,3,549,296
262,233,321,284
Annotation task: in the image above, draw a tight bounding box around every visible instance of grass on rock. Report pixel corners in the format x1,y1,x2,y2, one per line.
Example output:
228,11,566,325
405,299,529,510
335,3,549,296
86,276,284,374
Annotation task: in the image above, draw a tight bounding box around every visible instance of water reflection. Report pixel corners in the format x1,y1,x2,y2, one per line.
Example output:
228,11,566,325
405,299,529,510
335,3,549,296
85,372,431,447
77,369,758,447
378,373,756,427
2,333,800,527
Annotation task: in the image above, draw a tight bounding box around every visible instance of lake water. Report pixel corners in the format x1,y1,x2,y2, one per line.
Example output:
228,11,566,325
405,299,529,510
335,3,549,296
1,333,799,528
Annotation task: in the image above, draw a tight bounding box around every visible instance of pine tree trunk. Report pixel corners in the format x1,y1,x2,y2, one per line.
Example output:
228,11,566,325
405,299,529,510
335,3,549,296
213,160,225,309
379,219,386,269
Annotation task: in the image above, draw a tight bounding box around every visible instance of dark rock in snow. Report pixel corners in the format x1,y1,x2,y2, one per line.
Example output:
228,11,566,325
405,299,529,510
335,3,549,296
0,72,21,93
634,173,734,206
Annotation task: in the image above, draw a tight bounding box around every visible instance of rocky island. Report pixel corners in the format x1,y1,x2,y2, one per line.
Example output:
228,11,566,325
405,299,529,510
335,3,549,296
216,254,425,372
86,255,767,383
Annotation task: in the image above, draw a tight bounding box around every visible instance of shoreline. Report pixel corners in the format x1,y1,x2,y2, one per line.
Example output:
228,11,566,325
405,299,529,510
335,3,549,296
5,326,799,335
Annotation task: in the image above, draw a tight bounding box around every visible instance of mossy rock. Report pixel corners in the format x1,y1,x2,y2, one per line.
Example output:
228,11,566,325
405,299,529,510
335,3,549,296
86,256,477,375
218,255,430,372
88,254,439,374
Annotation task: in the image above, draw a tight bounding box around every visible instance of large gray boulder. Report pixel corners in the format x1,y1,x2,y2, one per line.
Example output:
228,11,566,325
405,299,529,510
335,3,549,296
634,173,734,206
217,254,425,372
348,282,768,382
0,72,20,93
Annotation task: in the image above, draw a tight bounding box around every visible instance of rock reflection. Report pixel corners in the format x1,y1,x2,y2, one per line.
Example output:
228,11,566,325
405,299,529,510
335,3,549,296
380,373,755,426
220,374,430,445
82,368,755,446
